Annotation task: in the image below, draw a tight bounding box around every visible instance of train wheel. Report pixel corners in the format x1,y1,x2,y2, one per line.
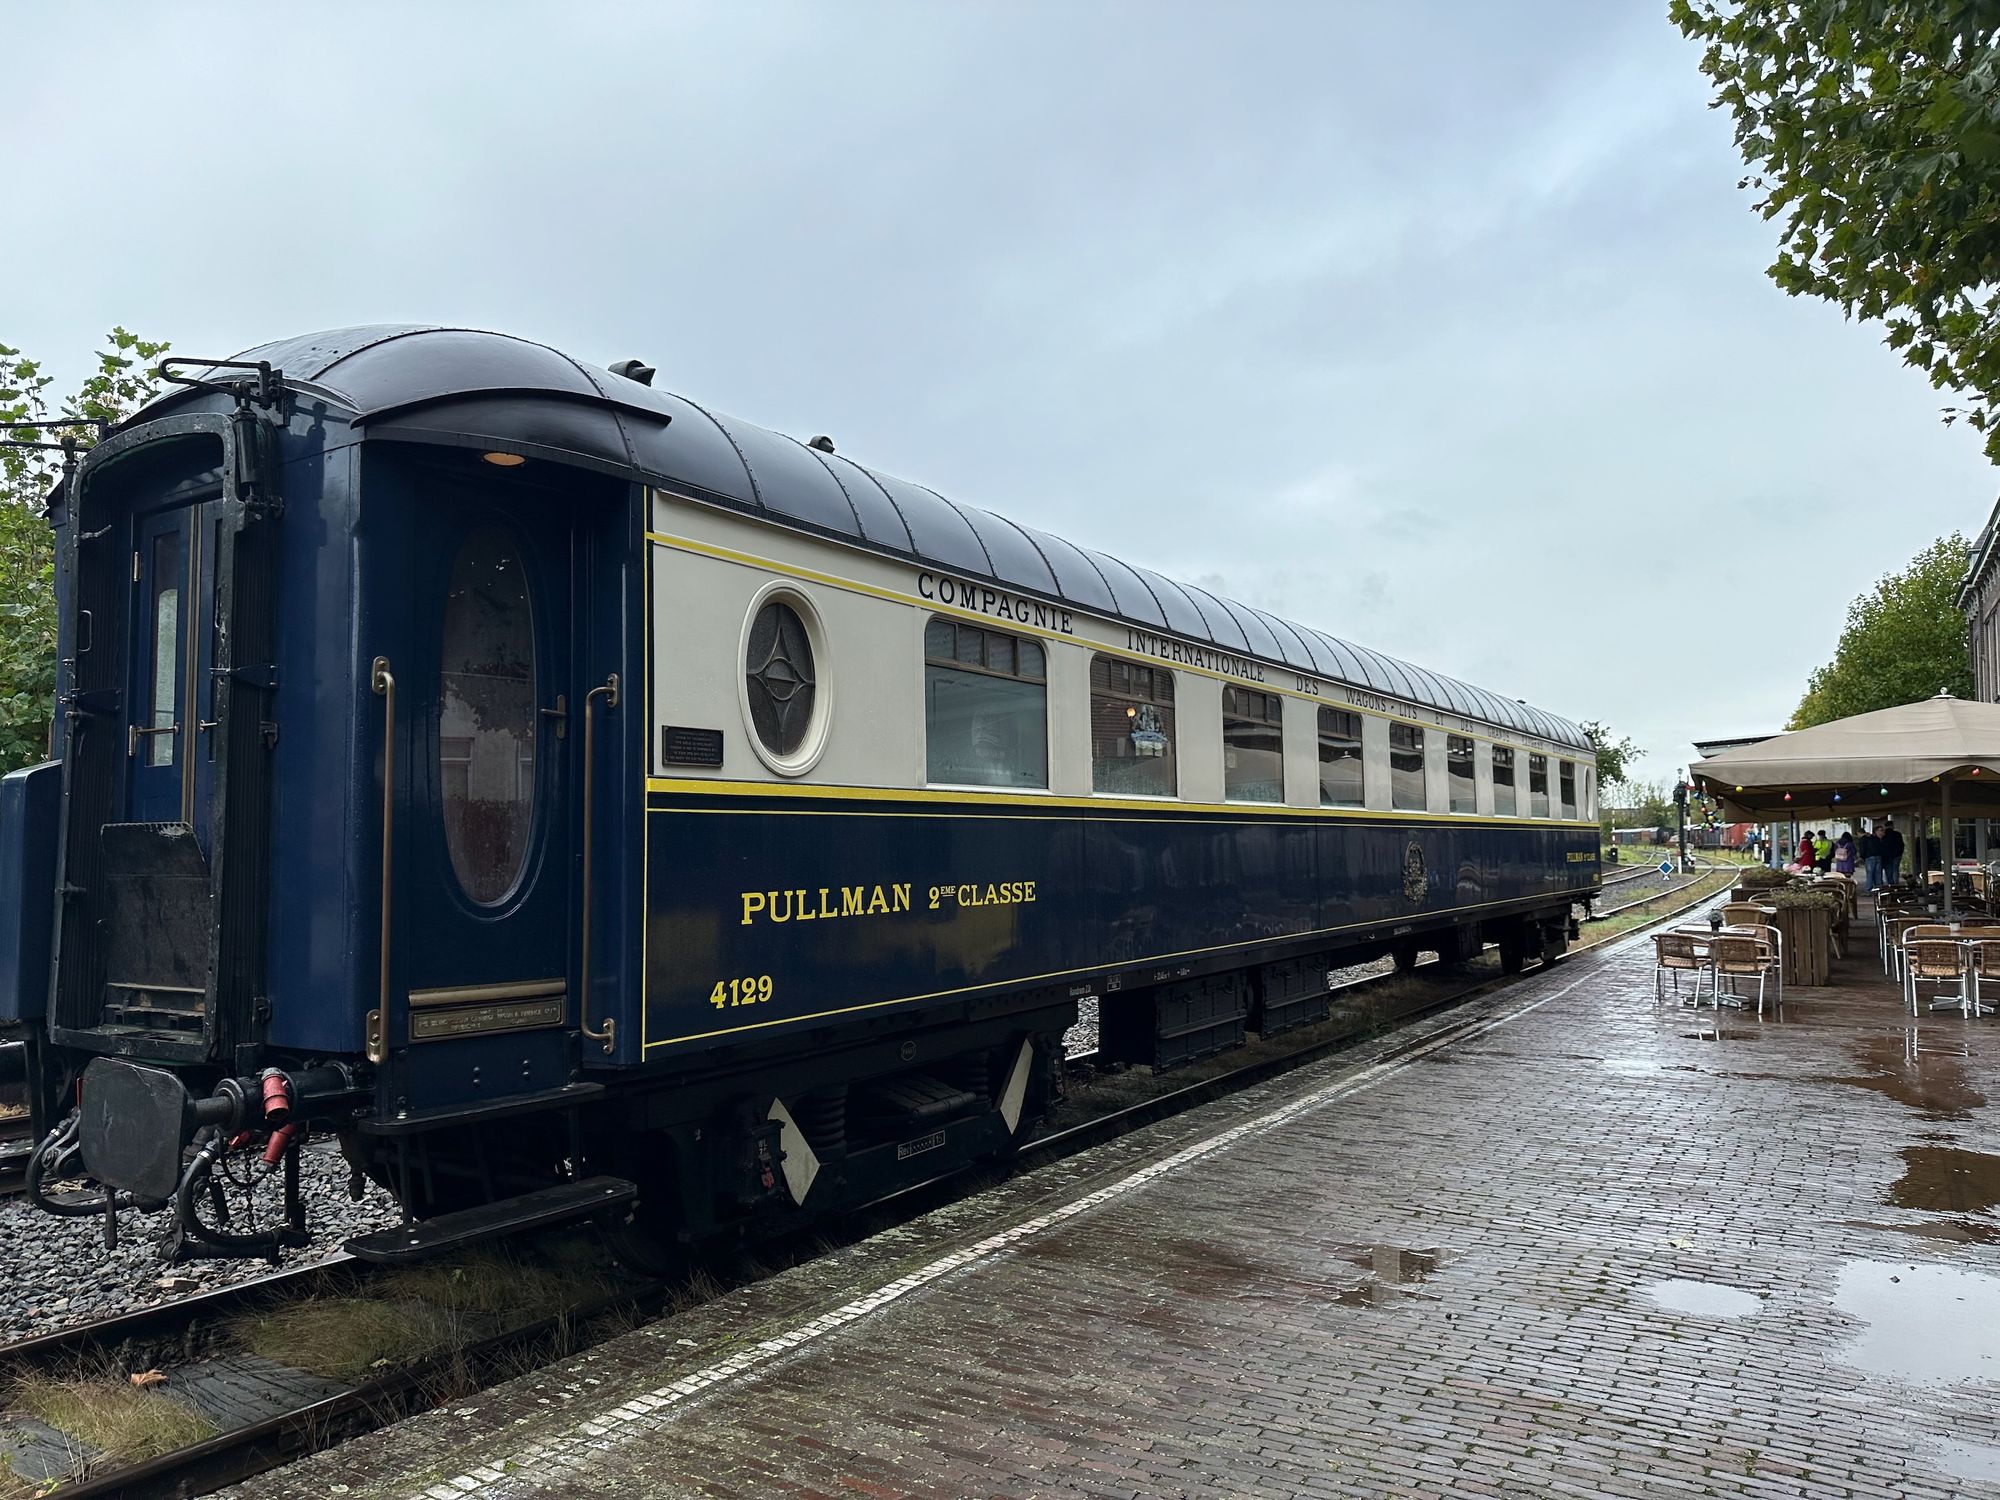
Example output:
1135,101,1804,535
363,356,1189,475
1498,927,1527,974
601,1210,689,1278
1391,937,1420,974
1440,925,1483,970
599,1150,692,1277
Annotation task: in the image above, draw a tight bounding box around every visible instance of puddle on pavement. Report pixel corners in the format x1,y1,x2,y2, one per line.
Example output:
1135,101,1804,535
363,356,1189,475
1827,1036,1987,1120
1933,1438,2000,1482
1601,1058,1700,1075
1648,1278,1762,1318
1834,1260,2000,1385
1334,1245,1442,1307
1845,1217,2000,1245
1887,1146,2000,1215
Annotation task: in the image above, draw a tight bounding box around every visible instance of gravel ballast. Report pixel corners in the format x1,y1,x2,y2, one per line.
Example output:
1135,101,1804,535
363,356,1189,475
0,1138,397,1342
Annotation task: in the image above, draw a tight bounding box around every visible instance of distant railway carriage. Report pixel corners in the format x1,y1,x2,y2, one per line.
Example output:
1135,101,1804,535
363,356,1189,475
0,327,1600,1262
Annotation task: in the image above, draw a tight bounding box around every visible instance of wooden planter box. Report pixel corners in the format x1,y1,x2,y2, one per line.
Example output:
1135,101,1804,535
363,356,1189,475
1768,904,1833,987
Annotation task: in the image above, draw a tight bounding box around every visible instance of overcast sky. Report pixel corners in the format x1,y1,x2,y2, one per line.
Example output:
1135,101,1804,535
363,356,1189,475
10,2,1993,787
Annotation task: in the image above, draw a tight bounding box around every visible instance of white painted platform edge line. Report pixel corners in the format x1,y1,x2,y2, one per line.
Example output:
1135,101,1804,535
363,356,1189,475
412,955,1598,1500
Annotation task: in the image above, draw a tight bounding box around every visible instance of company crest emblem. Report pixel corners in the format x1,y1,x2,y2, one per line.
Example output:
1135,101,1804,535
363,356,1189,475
1402,840,1427,905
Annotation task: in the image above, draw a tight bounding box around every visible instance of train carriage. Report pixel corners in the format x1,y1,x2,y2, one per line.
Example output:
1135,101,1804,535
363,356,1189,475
0,326,1600,1262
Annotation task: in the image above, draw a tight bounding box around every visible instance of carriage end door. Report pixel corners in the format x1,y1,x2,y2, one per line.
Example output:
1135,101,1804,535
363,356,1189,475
387,493,581,1107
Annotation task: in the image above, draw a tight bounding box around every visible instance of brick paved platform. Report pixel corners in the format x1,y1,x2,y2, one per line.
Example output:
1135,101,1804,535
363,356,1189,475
237,915,2000,1499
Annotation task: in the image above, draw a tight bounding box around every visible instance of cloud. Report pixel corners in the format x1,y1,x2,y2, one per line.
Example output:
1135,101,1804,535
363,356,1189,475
4,0,1991,788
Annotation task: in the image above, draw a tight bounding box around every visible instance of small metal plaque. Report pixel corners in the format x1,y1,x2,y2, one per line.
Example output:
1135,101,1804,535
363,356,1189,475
410,996,565,1042
895,1129,946,1161
661,725,724,767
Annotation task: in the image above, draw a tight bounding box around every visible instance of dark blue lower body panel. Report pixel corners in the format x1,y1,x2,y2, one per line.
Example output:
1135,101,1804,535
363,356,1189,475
639,791,1598,1059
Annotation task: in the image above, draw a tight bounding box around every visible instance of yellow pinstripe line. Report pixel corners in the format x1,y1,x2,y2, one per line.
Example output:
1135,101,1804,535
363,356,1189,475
642,775,1590,828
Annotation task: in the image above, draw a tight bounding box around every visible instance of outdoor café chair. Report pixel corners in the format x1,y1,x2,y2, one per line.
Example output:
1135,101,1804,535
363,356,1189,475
1710,933,1781,1018
1965,939,2000,1019
1904,930,1969,1016
1729,921,1784,1011
1652,932,1711,1008
1884,914,1931,977
1721,902,1772,928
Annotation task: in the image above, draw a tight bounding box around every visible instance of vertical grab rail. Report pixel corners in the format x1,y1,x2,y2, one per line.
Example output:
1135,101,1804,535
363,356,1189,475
579,672,620,1053
366,657,394,1065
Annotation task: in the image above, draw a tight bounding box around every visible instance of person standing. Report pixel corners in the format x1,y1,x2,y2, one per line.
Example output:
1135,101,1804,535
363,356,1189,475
1859,823,1882,890
1880,817,1905,887
1833,830,1857,877
1797,830,1816,871
1814,830,1833,872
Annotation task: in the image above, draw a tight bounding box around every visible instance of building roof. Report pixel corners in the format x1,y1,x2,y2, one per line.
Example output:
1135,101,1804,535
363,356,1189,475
148,325,1590,750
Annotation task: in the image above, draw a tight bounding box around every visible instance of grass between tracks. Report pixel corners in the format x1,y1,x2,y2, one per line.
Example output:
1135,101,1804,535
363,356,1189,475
10,1368,216,1466
229,1243,622,1382
0,1237,636,1494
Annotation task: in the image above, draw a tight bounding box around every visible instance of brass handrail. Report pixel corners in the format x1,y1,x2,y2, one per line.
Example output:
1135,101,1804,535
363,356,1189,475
367,656,395,1065
579,672,620,1053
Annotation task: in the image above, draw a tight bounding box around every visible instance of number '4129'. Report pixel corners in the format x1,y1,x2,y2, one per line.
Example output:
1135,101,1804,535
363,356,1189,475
710,975,773,1009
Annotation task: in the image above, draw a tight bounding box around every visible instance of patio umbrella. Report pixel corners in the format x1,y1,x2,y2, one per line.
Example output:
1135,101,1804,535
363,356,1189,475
1692,692,2000,916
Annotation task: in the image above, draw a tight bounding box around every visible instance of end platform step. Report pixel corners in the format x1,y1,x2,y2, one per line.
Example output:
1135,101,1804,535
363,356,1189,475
345,1176,637,1264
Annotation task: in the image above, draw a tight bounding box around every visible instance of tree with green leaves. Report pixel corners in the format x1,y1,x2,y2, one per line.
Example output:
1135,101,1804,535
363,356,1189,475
0,329,170,771
1671,2,2000,458
1791,533,1972,727
1606,778,1678,831
1582,719,1639,785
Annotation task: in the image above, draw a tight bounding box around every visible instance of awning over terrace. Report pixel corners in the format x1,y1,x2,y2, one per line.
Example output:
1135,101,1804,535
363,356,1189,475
1691,693,2000,820
1692,693,2000,916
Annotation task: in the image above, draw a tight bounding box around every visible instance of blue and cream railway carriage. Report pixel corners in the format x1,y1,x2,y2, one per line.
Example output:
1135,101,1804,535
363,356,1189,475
0,327,1600,1260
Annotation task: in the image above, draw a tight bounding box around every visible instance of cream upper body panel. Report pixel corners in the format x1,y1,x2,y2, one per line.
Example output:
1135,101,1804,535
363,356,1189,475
646,491,1595,821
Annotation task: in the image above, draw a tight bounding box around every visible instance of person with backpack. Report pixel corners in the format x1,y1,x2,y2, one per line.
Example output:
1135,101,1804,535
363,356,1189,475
1879,818,1906,887
1859,824,1882,890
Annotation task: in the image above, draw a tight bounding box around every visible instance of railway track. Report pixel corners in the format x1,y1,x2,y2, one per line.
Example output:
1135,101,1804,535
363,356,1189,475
0,872,1736,1499
1590,858,1739,922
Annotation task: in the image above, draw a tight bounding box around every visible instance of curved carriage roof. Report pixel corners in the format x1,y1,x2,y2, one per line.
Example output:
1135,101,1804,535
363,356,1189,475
156,325,1589,750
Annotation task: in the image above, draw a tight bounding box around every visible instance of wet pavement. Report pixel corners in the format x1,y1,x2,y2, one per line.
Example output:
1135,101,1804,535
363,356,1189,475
232,912,2000,1498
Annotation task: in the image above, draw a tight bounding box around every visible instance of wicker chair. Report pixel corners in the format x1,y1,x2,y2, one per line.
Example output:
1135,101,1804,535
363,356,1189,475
1883,914,1932,977
1720,902,1774,929
1967,939,2000,1018
1903,927,1968,1015
1653,932,1711,1008
1711,933,1781,1018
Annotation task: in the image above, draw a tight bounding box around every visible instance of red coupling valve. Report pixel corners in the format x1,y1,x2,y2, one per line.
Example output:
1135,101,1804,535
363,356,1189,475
262,1120,302,1166
260,1068,293,1128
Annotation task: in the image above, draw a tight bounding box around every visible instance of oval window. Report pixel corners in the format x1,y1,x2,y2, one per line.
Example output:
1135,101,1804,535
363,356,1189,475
745,599,817,758
439,526,536,905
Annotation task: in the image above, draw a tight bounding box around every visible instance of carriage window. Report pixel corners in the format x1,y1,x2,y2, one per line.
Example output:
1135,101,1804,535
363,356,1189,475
1492,746,1517,817
1090,655,1176,796
1528,753,1551,817
1447,735,1476,814
745,599,818,759
1390,723,1426,812
148,534,179,769
1560,760,1579,819
1223,686,1283,802
1317,707,1364,807
439,526,536,905
924,618,1047,788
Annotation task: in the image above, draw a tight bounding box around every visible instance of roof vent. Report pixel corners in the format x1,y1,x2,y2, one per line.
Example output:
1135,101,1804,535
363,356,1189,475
807,435,836,453
607,358,655,386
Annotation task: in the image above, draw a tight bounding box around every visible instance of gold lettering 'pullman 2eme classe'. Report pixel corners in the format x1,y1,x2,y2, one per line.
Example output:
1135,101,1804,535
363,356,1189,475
741,883,914,927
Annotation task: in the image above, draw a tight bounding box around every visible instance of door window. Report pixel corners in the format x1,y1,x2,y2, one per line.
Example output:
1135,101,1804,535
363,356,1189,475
147,533,180,768
439,526,537,905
